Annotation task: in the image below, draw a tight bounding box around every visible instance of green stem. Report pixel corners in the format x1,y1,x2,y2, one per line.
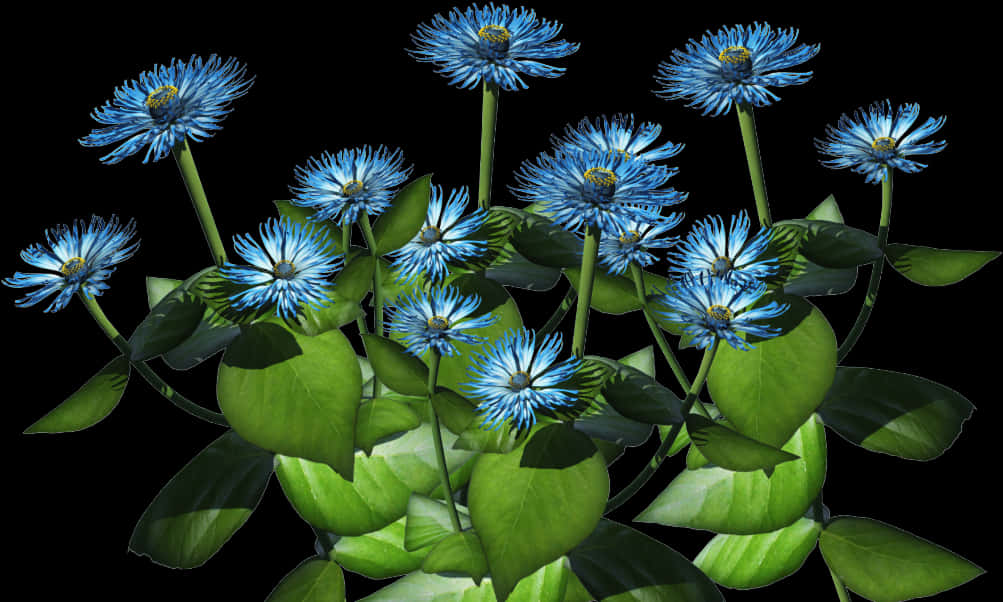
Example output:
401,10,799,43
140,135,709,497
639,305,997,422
538,286,578,337
837,168,893,362
629,263,691,392
428,351,462,532
735,102,773,228
571,225,601,359
341,223,351,255
829,566,853,602
78,293,229,427
171,139,228,267
605,340,718,514
478,81,500,211
358,214,384,397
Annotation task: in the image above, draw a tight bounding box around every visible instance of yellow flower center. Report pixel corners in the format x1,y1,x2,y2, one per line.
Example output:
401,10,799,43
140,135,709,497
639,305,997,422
59,257,86,276
707,304,733,321
145,85,179,109
342,180,365,196
718,46,751,64
478,24,511,43
420,225,442,244
619,230,641,244
609,148,632,159
871,137,896,152
711,256,733,275
583,167,617,187
273,260,296,279
427,315,450,330
508,370,531,390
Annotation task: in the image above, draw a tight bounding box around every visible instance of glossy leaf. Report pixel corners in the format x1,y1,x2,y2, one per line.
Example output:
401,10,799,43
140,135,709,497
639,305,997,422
334,251,376,302
404,494,472,552
363,334,430,396
564,267,668,315
454,418,531,454
573,394,653,448
885,243,999,286
325,517,428,579
430,388,478,436
265,558,346,602
162,306,240,370
146,276,183,308
275,200,344,253
372,174,433,255
355,397,423,455
505,208,583,268
591,356,683,425
24,355,130,434
423,531,489,584
805,194,845,223
485,245,563,291
685,413,799,472
774,218,881,268
130,279,206,361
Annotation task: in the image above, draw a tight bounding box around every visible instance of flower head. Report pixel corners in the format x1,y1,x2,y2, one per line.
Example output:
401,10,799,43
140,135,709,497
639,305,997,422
388,185,487,284
462,328,580,431
667,211,777,284
290,146,413,225
653,274,788,351
410,3,579,91
597,211,684,275
814,100,947,184
655,23,819,117
219,217,343,320
550,114,684,163
386,285,498,357
4,215,139,312
79,55,253,164
511,148,686,236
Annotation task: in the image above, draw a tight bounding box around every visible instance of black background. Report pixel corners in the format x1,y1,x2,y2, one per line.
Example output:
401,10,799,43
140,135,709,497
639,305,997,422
8,3,995,600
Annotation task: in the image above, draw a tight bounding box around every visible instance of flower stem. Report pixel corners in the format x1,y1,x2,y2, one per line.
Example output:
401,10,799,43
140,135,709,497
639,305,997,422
735,102,773,228
829,566,853,602
358,214,384,397
428,350,462,532
171,139,229,267
628,263,691,392
571,225,601,358
538,286,578,337
78,292,229,427
837,168,893,362
478,81,500,211
605,339,718,514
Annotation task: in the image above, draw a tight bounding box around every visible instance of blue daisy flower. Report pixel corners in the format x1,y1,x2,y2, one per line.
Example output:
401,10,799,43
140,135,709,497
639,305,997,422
597,211,684,275
219,217,343,320
79,55,253,164
653,274,788,351
815,100,947,184
387,185,487,284
4,215,139,313
654,23,819,117
667,211,777,284
386,285,498,357
550,114,684,163
410,3,579,91
511,148,687,236
462,328,580,431
289,146,413,225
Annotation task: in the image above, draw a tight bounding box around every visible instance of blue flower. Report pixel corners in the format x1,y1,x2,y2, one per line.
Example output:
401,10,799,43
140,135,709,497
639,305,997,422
462,328,580,431
4,215,139,312
667,211,778,284
219,217,343,320
597,211,684,275
410,3,579,91
654,23,819,117
289,146,413,225
79,55,253,164
387,285,498,358
388,185,487,284
550,114,684,163
653,274,788,351
815,100,947,184
511,149,687,236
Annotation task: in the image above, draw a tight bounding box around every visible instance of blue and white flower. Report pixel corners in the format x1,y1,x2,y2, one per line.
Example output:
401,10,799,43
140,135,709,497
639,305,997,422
550,114,684,163
668,211,777,284
4,215,139,312
386,286,498,357
597,211,684,275
80,55,253,164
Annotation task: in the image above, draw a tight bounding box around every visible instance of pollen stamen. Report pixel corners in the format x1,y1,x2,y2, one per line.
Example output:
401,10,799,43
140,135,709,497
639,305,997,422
619,230,641,244
508,370,531,390
273,260,296,279
711,256,733,275
420,225,442,244
718,46,751,64
583,167,617,187
707,304,733,321
342,180,365,196
427,315,450,330
871,137,896,152
478,24,511,43
146,85,179,109
59,257,86,276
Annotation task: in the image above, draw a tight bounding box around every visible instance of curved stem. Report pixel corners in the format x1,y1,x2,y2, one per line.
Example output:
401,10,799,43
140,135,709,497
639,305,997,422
478,81,500,211
837,168,893,362
538,286,578,337
172,139,228,267
358,214,384,397
735,102,772,228
829,566,853,602
428,351,462,532
629,263,691,392
605,340,718,514
571,225,601,358
78,292,229,427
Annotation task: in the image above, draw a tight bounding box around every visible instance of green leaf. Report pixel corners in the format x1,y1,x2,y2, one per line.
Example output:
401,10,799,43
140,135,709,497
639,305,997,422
505,208,583,268
423,531,489,585
485,245,563,291
372,174,433,255
564,267,668,315
334,250,376,302
265,558,346,602
129,430,274,568
454,419,531,454
130,275,207,361
783,256,857,297
885,243,999,286
618,345,655,376
362,334,429,396
685,413,800,472
404,494,472,552
24,355,130,434
430,388,478,436
146,277,183,308
218,322,361,480
355,397,422,455
658,405,724,459
452,208,521,273
805,194,845,223
591,356,683,425
707,293,837,448
324,517,428,579
275,200,344,253
818,367,975,460
468,424,608,602
775,218,881,268
636,414,826,534
567,519,724,602
572,394,653,448
820,517,984,602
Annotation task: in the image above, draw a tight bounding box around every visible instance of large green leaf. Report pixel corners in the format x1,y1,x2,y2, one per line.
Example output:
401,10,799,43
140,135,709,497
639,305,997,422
372,174,433,255
217,322,361,480
363,334,429,396
567,519,724,601
818,367,974,460
685,413,799,472
636,414,826,534
321,517,428,579
469,424,608,602
774,219,881,268
147,279,240,371
590,355,683,425
820,517,984,602
130,271,209,361
423,531,489,584
24,355,130,434
485,245,563,291
572,394,652,448
564,267,668,315
289,254,373,337
504,208,583,268
707,293,837,448
129,430,273,568
884,243,999,286
404,494,472,552
354,397,423,455
265,558,346,602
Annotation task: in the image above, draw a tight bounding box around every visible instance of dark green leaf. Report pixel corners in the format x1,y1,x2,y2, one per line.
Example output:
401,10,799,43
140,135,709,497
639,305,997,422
372,174,433,255
573,394,653,448
485,245,563,291
362,334,429,396
774,219,881,268
591,356,684,425
505,208,584,268
146,277,182,309
885,243,999,286
564,267,668,315
265,558,346,602
355,397,422,455
130,275,207,361
24,355,130,434
430,388,478,436
686,413,800,472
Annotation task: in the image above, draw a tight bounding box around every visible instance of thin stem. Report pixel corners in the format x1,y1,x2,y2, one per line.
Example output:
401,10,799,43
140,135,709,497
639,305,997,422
171,139,228,267
829,566,853,602
358,214,384,397
735,102,773,228
838,168,893,362
478,81,500,211
428,351,462,532
78,293,229,427
571,225,601,359
629,263,691,392
341,223,351,255
605,340,718,514
538,286,578,337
